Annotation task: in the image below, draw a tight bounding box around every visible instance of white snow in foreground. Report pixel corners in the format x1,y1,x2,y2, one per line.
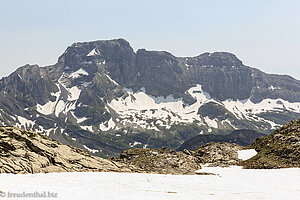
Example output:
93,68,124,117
0,167,299,200
238,149,257,160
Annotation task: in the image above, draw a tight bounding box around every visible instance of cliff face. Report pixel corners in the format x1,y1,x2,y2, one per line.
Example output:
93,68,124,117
0,38,300,156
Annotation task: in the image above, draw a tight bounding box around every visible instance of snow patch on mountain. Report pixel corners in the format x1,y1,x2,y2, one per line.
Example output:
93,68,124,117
108,85,214,131
67,86,81,101
129,141,142,147
70,111,88,123
222,98,300,116
204,116,218,129
222,98,300,129
87,48,100,56
82,82,92,87
268,85,281,90
238,149,257,160
69,68,89,79
105,83,300,132
80,125,94,132
36,76,82,119
106,75,119,85
99,118,116,131
36,84,61,115
83,145,100,153
16,116,35,129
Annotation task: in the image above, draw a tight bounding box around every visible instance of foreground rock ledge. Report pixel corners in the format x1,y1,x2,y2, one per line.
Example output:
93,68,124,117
0,127,136,174
242,119,300,169
1,126,264,174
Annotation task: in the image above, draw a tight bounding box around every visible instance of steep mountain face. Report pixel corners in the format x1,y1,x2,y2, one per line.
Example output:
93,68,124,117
0,38,300,156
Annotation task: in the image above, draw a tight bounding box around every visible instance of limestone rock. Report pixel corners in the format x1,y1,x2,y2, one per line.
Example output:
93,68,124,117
0,127,136,174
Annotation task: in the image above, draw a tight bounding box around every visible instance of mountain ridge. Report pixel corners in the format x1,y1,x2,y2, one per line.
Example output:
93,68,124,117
0,38,300,156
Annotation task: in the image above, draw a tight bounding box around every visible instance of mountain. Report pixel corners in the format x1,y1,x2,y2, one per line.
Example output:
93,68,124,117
0,38,300,156
177,129,266,151
242,119,300,169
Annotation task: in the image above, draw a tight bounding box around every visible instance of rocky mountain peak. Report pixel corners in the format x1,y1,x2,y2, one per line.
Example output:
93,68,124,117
192,52,243,68
0,39,300,157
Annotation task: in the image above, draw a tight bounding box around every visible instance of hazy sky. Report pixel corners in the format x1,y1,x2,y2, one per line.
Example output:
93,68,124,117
1,0,299,79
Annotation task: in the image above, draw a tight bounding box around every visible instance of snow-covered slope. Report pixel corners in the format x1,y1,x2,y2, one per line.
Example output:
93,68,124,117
106,84,300,132
0,167,299,200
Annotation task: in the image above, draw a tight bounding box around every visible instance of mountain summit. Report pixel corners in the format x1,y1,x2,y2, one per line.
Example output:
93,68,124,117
0,39,300,156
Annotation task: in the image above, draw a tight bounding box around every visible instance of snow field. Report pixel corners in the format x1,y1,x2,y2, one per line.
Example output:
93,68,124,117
0,167,299,200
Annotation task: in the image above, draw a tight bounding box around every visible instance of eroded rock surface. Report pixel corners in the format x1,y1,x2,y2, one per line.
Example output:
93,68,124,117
111,148,202,175
193,142,244,167
0,127,135,174
242,119,300,169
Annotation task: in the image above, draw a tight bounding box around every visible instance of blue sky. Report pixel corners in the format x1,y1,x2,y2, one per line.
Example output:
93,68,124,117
1,0,299,79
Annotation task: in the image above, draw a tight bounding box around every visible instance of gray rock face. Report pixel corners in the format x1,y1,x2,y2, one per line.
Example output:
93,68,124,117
0,38,300,157
0,127,135,174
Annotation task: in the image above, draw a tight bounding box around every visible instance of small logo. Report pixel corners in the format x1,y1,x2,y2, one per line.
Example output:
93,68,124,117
0,191,6,197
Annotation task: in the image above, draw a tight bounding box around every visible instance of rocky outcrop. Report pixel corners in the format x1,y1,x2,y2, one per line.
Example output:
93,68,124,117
177,130,266,151
0,126,256,174
112,142,246,173
193,142,244,167
0,127,136,174
242,119,300,169
111,148,201,175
